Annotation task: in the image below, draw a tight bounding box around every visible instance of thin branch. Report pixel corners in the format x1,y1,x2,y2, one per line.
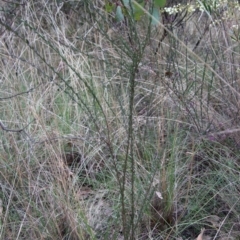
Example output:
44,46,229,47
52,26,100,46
0,120,34,133
0,87,35,100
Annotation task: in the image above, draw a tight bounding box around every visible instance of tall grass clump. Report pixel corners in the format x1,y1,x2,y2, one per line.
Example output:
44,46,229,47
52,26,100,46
0,0,240,239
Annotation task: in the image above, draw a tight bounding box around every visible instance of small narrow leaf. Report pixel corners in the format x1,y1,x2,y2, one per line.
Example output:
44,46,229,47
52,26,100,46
105,3,114,13
133,2,145,21
123,0,130,8
116,6,124,22
154,0,167,8
151,7,161,26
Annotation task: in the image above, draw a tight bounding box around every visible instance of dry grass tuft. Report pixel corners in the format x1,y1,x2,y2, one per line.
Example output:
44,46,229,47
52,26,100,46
0,0,240,239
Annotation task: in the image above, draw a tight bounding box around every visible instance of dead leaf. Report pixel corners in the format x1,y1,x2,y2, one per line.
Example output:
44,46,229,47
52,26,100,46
196,228,205,240
206,215,221,228
75,187,93,200
155,191,163,199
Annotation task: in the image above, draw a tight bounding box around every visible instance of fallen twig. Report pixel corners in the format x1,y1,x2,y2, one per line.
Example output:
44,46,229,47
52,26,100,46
0,119,34,133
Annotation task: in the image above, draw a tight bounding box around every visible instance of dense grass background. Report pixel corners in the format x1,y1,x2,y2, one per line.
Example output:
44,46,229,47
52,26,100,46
0,0,240,239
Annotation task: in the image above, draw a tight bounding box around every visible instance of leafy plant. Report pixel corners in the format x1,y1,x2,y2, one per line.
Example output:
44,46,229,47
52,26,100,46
105,0,166,25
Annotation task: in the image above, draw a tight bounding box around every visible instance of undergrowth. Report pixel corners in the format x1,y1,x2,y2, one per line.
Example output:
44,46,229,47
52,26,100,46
0,0,240,239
